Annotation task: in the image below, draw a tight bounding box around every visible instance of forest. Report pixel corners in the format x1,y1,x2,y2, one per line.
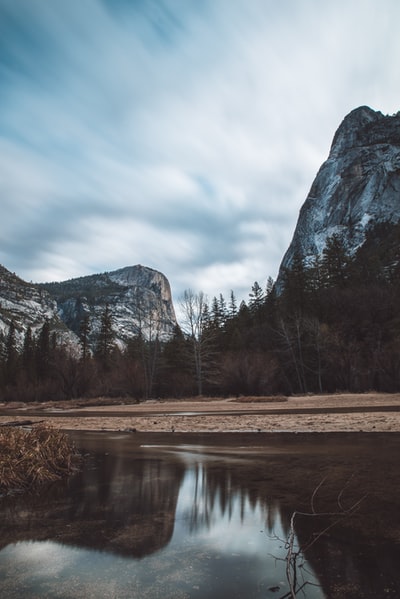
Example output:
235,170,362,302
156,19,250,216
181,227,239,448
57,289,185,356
1,221,400,402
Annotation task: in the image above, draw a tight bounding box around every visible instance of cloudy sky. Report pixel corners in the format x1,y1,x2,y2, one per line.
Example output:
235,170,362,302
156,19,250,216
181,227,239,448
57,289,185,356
1,0,400,309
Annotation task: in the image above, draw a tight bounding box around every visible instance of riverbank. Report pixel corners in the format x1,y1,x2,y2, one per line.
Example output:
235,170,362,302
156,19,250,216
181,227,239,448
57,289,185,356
1,392,400,433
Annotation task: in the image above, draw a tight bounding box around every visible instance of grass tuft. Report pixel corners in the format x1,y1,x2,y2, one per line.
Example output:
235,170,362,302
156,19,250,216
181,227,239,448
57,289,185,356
0,425,81,495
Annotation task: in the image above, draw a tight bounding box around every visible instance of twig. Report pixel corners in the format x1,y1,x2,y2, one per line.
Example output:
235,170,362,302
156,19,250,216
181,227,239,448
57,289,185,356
281,477,367,598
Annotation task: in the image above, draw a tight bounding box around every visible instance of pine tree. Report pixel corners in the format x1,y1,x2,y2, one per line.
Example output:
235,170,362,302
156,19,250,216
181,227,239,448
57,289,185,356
79,313,91,362
321,234,350,288
22,326,35,382
95,304,115,370
5,321,18,384
249,281,265,313
218,293,228,325
36,319,51,380
228,290,238,318
281,252,309,315
211,296,221,328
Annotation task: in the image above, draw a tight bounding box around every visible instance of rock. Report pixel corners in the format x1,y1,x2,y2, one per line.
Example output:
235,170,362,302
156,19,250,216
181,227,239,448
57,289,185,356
0,263,177,352
40,264,177,347
276,106,400,290
0,264,79,350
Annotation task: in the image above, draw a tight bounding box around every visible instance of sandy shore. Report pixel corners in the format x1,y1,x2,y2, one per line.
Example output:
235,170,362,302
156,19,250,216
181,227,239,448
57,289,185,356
1,392,400,433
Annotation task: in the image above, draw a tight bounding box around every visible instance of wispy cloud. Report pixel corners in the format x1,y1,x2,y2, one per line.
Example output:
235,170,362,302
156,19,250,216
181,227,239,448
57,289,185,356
1,0,400,306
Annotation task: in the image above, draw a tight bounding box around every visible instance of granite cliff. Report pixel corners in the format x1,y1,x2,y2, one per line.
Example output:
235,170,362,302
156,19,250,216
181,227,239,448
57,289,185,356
40,264,177,347
276,106,400,289
0,264,78,349
0,264,177,352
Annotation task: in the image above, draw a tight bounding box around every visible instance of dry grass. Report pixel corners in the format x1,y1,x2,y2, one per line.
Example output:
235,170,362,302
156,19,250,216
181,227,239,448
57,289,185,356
0,424,81,495
231,395,288,403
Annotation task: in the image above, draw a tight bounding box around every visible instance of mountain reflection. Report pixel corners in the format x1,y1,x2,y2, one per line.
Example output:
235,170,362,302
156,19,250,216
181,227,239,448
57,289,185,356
0,448,186,558
1,432,400,599
0,444,284,558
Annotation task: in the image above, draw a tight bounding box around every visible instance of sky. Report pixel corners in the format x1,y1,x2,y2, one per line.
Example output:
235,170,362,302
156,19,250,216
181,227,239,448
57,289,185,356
1,0,400,311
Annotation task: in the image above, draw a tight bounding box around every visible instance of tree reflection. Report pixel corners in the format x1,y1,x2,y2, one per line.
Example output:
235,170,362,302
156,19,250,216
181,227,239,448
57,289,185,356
1,433,400,598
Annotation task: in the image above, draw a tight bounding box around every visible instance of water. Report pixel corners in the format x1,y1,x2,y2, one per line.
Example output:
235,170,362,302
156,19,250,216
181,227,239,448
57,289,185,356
1,431,400,598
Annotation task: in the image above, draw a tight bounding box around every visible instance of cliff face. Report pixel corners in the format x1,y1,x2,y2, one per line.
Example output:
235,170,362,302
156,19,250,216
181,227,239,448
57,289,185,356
0,264,78,348
41,264,177,347
0,263,176,351
276,106,400,288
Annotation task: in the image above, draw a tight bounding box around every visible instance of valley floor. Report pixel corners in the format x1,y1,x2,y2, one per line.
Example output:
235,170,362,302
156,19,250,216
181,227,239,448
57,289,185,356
1,392,400,433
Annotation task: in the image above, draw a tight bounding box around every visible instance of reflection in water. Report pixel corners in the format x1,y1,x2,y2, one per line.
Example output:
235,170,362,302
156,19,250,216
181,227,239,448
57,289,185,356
1,432,400,598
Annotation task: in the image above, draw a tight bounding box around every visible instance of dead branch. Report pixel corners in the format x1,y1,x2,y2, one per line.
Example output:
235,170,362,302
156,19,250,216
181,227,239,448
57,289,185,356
282,477,367,599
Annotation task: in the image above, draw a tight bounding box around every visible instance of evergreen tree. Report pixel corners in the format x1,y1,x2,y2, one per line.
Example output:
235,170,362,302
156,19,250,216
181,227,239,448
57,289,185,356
321,234,349,288
281,252,309,315
218,293,228,325
36,319,51,380
160,324,192,396
95,304,115,370
248,281,264,312
0,331,5,386
22,326,35,382
5,321,18,384
211,296,221,329
79,313,91,362
228,290,238,318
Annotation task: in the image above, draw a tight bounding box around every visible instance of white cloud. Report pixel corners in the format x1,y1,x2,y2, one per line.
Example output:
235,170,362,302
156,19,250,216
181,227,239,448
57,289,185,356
1,0,400,309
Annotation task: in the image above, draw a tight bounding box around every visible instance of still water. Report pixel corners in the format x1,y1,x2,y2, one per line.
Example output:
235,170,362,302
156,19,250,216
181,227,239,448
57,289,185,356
1,431,400,598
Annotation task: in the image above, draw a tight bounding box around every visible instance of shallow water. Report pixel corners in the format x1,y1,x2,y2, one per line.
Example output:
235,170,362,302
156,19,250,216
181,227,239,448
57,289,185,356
1,432,400,598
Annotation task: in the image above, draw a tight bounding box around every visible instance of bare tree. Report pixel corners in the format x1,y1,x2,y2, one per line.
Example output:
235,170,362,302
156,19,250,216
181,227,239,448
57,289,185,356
179,289,213,395
130,291,162,399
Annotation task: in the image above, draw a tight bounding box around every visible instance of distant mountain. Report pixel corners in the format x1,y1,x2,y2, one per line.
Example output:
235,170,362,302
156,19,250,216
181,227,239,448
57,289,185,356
40,264,177,347
0,264,77,348
276,106,400,289
0,264,177,352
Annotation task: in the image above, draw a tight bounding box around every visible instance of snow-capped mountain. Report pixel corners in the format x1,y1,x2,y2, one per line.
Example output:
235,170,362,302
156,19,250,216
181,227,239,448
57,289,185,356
276,106,400,288
40,264,177,347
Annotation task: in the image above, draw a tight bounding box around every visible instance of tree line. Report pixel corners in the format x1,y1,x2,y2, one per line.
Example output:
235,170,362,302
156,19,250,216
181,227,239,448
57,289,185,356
1,222,399,402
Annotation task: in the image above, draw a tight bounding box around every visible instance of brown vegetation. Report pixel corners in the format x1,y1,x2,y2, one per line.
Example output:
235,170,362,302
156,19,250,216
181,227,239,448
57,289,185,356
231,394,288,403
0,424,81,495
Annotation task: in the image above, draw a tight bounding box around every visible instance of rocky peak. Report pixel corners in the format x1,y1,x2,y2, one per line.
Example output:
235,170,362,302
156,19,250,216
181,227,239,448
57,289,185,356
108,265,173,303
41,264,177,347
329,105,384,158
276,106,400,289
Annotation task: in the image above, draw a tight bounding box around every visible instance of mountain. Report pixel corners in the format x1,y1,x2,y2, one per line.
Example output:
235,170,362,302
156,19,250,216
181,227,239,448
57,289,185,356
40,264,177,347
276,106,400,289
0,264,78,348
0,264,177,352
